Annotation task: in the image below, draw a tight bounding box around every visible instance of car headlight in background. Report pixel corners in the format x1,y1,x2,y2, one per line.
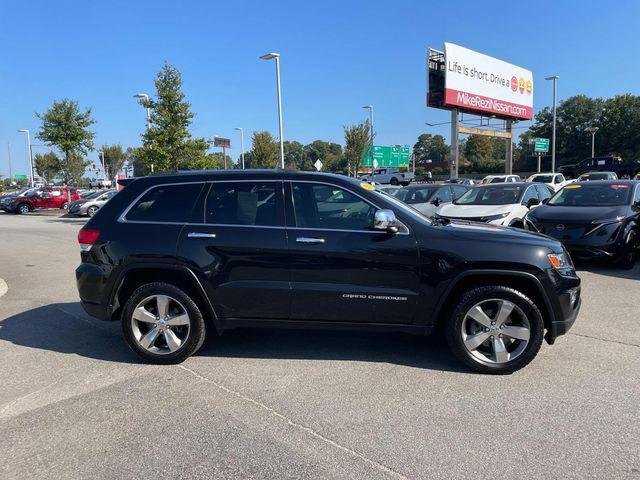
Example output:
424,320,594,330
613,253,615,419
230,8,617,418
584,216,625,236
547,251,575,277
481,212,509,223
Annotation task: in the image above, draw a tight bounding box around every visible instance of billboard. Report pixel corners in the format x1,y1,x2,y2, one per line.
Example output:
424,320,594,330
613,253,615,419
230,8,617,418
438,43,533,120
214,136,231,148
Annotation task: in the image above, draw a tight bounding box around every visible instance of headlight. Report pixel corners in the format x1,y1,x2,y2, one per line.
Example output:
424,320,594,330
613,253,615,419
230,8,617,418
547,252,575,277
584,216,624,236
481,212,509,222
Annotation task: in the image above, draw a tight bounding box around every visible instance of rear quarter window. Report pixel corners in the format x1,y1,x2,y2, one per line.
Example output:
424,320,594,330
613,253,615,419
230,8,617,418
125,183,205,223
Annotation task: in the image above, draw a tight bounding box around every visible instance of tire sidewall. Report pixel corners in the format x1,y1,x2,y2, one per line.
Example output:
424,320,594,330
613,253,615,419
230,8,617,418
121,282,206,364
446,286,544,374
87,206,97,217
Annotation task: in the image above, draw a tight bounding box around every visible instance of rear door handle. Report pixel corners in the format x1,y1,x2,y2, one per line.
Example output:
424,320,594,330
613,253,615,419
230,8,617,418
187,232,216,239
296,237,325,244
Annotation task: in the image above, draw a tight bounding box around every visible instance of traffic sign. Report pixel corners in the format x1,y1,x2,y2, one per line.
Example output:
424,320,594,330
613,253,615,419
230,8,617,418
362,145,410,167
534,138,549,153
14,174,27,180
314,159,323,171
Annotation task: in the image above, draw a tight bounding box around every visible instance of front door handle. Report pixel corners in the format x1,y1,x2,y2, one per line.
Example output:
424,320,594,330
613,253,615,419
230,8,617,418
187,232,216,239
296,237,325,244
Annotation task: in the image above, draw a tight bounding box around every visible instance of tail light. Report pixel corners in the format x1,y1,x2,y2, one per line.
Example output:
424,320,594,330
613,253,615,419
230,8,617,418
78,228,100,252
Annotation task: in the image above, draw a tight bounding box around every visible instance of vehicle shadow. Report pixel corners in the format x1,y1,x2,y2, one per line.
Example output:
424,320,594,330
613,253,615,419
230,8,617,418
0,302,466,373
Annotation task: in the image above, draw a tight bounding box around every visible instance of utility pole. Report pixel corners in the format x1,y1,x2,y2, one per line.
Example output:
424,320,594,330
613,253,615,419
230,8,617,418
363,105,374,181
450,109,459,179
7,143,12,183
505,120,513,175
545,76,559,172
235,127,245,169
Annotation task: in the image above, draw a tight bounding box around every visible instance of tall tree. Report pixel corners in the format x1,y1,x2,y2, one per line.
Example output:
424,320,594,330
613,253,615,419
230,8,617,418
304,140,343,167
283,141,309,169
343,120,371,176
249,131,279,168
189,152,230,170
413,134,449,166
464,135,494,163
34,151,61,182
136,63,210,173
100,144,126,181
36,98,95,200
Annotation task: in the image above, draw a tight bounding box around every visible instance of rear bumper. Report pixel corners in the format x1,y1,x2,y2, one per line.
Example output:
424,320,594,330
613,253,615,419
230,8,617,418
76,263,113,321
80,300,112,321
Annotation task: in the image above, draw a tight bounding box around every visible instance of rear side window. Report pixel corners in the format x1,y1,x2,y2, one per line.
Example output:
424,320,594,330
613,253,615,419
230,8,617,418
205,182,282,226
126,183,204,223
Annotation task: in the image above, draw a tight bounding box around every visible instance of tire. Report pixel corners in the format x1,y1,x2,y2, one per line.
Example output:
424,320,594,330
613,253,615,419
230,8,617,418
61,202,69,210
87,206,98,217
390,177,399,186
614,230,638,270
445,285,544,374
121,282,207,364
16,203,30,215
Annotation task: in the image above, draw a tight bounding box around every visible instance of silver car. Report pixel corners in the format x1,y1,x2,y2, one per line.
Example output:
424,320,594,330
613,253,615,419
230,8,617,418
68,190,118,217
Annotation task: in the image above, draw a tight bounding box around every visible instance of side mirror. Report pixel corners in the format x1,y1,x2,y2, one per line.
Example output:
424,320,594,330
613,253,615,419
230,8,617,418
430,198,441,207
373,209,399,233
526,198,541,208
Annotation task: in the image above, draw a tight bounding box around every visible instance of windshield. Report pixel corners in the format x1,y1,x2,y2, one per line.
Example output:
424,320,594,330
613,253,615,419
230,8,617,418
455,185,524,205
372,189,433,224
531,175,554,183
392,186,438,204
548,183,631,206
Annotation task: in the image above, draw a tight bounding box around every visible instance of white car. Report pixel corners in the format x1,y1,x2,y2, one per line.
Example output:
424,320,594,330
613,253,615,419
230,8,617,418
90,178,113,189
479,174,521,184
391,183,469,217
526,173,571,191
437,182,553,228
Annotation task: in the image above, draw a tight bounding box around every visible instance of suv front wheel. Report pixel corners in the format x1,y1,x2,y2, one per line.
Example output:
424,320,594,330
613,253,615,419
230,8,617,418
446,285,544,374
122,282,206,364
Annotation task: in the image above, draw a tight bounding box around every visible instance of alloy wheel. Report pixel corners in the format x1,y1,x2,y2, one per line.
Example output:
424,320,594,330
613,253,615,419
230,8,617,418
19,204,29,214
131,295,191,355
461,299,530,365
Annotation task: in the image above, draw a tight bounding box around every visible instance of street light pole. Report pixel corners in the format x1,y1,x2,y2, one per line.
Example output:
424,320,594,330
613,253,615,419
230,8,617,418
260,53,285,168
17,129,34,187
235,127,245,169
362,105,374,181
586,126,599,158
134,93,153,173
545,75,559,172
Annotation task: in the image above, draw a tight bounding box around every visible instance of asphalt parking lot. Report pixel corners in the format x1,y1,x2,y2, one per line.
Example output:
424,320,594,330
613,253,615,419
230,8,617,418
0,211,639,479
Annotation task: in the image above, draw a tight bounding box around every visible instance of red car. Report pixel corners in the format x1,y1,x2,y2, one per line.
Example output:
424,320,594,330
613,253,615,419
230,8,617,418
6,187,81,214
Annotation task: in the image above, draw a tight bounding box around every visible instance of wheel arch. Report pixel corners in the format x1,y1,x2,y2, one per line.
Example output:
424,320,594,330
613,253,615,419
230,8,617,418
430,269,554,335
109,264,222,334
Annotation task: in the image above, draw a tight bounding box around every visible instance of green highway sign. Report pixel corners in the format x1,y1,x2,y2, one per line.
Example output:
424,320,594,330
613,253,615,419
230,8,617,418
534,138,550,153
14,174,28,180
362,145,411,167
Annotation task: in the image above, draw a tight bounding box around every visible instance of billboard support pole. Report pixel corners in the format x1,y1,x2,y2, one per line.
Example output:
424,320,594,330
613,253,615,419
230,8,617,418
505,120,513,175
223,146,227,169
537,153,541,173
450,109,459,179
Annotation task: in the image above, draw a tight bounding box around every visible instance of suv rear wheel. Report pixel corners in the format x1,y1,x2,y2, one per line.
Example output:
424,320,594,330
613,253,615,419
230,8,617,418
446,285,544,374
122,282,206,364
16,203,30,214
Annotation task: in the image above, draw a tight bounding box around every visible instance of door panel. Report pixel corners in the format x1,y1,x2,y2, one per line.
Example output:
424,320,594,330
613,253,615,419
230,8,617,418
177,181,290,320
287,182,420,324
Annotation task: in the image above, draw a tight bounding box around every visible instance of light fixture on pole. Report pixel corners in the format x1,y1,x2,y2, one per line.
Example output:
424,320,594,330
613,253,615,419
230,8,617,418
362,105,374,180
259,52,285,168
134,93,153,173
134,93,151,130
235,127,245,169
17,129,34,187
586,126,599,158
545,75,559,172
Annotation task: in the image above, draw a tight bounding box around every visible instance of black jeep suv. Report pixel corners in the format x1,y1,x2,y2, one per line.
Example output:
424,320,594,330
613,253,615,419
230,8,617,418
76,170,581,374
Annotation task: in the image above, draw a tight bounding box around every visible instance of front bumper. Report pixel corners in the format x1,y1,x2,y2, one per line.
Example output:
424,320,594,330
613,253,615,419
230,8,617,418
543,272,581,344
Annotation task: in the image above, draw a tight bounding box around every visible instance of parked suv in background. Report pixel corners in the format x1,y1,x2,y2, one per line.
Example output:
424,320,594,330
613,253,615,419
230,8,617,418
6,187,80,213
76,170,581,374
558,156,640,179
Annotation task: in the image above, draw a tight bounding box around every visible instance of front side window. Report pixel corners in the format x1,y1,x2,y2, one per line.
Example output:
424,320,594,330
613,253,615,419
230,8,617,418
126,183,204,223
521,186,539,204
534,184,553,202
205,182,282,226
291,182,375,230
434,186,453,202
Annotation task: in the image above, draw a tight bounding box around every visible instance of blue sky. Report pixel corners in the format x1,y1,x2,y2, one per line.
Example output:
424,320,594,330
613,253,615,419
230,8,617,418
1,0,639,176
